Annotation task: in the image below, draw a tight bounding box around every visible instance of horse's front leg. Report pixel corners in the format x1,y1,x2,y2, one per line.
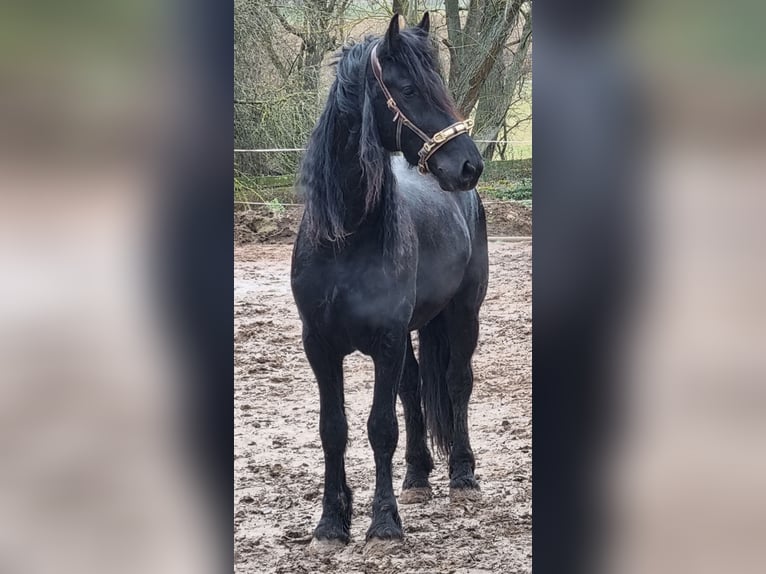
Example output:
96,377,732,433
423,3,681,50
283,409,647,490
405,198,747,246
445,308,481,499
303,329,352,544
366,328,407,541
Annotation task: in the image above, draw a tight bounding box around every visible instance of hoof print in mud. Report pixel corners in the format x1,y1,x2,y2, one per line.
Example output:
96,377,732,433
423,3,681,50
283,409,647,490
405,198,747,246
398,487,433,504
308,537,347,553
449,486,483,503
363,535,404,557
364,531,404,553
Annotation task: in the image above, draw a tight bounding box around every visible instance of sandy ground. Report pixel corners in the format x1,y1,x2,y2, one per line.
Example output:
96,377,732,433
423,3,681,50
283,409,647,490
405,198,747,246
234,241,532,573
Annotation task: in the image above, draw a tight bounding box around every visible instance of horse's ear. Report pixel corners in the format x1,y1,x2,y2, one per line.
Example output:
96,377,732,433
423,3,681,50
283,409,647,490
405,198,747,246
417,12,430,34
384,13,402,52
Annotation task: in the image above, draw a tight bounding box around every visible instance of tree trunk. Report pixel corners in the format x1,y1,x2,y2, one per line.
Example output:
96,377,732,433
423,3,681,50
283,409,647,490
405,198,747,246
474,61,507,160
473,7,532,159
392,0,419,24
301,41,324,93
444,0,528,118
444,0,462,88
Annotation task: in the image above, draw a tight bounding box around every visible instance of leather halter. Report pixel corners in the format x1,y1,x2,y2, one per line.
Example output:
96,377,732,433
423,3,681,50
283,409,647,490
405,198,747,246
370,43,474,175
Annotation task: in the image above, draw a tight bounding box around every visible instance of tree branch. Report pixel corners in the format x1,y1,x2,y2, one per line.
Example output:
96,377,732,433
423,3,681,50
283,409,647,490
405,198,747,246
505,113,532,133
267,5,306,41
262,33,290,81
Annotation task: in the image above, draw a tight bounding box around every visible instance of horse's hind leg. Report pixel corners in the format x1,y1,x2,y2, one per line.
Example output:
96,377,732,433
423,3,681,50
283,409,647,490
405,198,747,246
398,334,434,504
444,305,482,499
303,330,352,544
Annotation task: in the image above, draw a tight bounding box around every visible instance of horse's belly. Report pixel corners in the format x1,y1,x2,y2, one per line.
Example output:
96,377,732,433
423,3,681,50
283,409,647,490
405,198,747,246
410,250,470,330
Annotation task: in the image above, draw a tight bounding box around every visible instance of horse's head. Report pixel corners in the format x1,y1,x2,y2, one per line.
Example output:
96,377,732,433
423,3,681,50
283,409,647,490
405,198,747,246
370,13,483,192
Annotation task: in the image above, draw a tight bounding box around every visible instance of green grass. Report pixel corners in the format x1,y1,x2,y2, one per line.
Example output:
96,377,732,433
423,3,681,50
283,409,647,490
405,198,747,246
265,198,287,217
479,178,532,202
234,184,297,204
234,169,299,205
482,158,532,181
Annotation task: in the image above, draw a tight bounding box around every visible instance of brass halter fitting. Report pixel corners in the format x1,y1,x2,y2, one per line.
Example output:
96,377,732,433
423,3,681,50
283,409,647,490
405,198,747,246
370,44,474,175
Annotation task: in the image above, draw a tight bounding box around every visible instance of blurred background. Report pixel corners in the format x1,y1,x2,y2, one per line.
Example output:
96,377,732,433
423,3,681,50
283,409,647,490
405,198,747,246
599,1,766,572
0,1,230,573
534,1,766,573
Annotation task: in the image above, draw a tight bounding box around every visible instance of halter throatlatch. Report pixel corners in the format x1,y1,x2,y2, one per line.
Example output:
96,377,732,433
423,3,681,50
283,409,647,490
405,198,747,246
370,44,474,175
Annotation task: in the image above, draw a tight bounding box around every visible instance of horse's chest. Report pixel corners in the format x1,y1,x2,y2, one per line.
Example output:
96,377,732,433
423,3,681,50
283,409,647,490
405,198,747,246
340,266,412,313
305,260,412,339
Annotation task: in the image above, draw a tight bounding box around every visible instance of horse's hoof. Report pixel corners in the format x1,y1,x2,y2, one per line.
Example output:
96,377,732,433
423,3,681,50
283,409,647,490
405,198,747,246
365,516,403,543
399,487,433,504
450,474,480,490
449,482,482,503
313,521,350,546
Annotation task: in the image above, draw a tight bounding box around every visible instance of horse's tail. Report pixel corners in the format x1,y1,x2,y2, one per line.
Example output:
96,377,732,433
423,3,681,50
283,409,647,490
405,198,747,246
419,314,452,456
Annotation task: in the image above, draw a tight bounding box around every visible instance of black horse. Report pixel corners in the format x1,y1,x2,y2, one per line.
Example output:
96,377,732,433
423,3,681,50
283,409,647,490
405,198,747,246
291,12,488,544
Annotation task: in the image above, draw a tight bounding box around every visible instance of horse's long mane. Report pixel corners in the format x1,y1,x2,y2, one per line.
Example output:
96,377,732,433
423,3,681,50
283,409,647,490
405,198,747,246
299,26,457,251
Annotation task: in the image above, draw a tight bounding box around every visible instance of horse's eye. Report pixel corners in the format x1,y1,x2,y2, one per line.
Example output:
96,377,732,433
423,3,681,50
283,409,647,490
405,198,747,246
401,85,416,98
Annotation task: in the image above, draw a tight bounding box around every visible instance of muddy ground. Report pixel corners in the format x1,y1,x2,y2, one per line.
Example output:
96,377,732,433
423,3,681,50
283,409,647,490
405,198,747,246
235,200,531,245
234,240,532,573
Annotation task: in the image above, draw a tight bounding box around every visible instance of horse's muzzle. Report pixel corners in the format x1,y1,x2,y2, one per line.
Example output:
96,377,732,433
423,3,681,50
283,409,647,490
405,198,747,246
430,148,484,192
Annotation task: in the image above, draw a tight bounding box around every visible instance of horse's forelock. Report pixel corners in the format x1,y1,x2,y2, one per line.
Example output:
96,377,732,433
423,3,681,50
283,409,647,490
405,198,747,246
386,28,461,119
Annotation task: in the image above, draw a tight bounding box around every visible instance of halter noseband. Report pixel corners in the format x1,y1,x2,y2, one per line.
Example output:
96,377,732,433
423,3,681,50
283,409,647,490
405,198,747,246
370,44,474,175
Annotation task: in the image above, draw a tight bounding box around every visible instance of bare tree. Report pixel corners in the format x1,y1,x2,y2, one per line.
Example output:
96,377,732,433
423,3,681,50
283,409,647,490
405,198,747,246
472,5,532,158
234,0,532,177
264,0,353,93
235,0,354,175
443,0,530,117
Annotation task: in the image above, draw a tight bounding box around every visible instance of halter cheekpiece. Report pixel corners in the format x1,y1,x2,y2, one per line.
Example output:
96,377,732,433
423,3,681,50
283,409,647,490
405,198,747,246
370,43,474,175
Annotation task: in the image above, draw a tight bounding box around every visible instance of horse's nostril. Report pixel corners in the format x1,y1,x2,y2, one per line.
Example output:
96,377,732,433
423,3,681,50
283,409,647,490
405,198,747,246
462,161,477,180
